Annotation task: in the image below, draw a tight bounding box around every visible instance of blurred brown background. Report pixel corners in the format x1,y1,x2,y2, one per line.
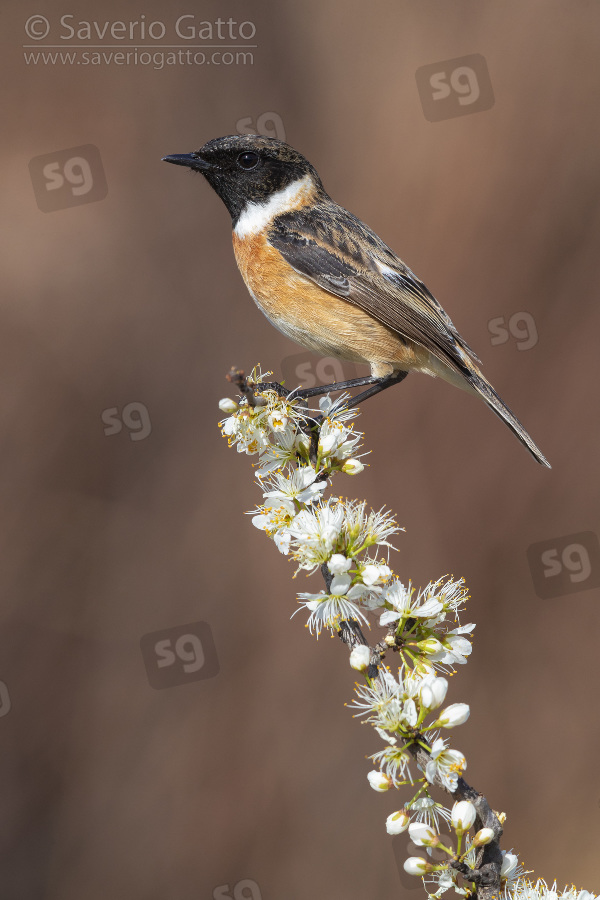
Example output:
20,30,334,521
2,1,599,897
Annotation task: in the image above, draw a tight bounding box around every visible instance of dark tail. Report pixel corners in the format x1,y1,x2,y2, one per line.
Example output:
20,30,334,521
466,370,551,468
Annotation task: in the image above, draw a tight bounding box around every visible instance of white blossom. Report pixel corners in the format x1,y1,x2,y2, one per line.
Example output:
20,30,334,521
501,850,531,892
423,868,467,898
409,796,452,833
350,670,401,719
502,852,521,883
318,418,360,458
437,627,475,666
267,410,289,432
341,500,402,556
262,466,327,514
295,590,369,636
255,429,299,476
250,499,294,554
216,370,519,896
318,393,359,422
379,579,442,626
431,577,469,618
425,738,467,792
287,501,346,572
369,744,413,786
360,684,418,733
508,882,597,900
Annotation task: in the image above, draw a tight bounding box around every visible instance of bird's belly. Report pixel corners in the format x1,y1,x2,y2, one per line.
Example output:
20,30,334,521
232,231,433,378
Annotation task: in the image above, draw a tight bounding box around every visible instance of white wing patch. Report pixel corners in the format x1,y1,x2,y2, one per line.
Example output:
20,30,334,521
375,260,412,284
234,174,316,238
376,261,398,279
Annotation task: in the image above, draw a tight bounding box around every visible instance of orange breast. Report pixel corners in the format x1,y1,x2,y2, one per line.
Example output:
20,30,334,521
231,230,430,379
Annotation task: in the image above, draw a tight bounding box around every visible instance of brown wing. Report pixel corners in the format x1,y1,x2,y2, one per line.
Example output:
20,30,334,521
267,201,480,376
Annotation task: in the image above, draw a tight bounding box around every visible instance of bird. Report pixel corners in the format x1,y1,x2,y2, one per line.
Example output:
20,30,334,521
163,135,550,467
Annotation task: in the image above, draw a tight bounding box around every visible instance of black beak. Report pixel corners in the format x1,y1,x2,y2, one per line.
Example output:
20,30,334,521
162,153,213,171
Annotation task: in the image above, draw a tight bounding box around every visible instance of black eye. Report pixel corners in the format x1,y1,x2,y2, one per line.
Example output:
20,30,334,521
237,151,260,170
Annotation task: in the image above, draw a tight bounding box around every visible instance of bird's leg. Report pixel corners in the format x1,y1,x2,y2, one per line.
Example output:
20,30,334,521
237,370,409,464
303,371,409,462
290,377,380,461
241,370,409,415
246,376,376,400
293,375,379,399
338,370,409,411
257,374,406,402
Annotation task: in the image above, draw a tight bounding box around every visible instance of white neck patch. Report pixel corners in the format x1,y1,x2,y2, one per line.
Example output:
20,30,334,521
234,174,315,238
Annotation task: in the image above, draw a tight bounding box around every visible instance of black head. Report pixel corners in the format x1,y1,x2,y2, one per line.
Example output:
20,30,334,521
162,135,326,224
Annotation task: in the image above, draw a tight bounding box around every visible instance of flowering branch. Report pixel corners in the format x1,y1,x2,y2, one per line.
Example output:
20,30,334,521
218,366,594,900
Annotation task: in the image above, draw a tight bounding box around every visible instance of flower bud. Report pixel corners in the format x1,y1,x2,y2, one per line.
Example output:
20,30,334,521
318,430,341,456
420,677,448,710
386,809,410,834
361,563,391,586
342,458,364,475
295,433,311,454
408,821,440,847
328,554,352,575
434,703,471,729
218,398,238,413
403,857,431,876
473,828,495,846
415,638,444,655
500,852,519,880
367,770,392,792
450,800,477,834
349,645,371,672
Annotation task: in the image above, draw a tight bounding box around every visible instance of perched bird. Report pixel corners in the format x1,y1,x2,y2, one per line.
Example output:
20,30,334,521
163,135,550,467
